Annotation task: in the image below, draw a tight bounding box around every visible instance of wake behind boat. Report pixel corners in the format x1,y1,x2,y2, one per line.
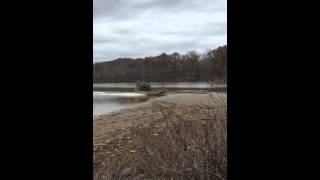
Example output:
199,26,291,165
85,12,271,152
135,89,168,96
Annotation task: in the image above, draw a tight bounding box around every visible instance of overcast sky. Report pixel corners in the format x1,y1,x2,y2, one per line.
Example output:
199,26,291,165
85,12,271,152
93,0,227,62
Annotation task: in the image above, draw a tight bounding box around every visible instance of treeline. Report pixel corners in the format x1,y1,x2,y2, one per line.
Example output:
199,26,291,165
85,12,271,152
93,45,227,83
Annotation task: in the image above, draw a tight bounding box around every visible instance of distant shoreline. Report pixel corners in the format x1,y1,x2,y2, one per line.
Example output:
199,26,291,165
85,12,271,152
93,87,227,93
93,79,226,84
93,81,227,92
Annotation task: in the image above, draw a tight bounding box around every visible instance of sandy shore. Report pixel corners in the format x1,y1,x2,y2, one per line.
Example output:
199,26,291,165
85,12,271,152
93,92,227,145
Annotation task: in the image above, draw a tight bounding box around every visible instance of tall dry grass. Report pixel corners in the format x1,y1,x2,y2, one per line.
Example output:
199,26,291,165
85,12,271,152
94,93,227,180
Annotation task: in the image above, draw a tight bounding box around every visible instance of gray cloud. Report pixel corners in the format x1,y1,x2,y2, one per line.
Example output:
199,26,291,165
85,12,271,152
93,0,202,19
94,0,227,62
160,22,227,37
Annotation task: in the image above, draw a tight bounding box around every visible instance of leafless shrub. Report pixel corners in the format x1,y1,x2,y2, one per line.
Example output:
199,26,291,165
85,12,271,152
94,93,227,180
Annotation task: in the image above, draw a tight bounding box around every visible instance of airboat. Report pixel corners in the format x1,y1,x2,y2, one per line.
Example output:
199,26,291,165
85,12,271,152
134,80,168,96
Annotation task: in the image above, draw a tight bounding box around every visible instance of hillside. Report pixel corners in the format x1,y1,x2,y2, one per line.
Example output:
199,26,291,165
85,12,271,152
93,45,227,83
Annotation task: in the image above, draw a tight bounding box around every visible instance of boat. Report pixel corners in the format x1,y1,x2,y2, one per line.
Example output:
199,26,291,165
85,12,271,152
134,80,168,96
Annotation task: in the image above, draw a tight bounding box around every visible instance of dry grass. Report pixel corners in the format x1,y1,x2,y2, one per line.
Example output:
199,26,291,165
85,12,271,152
94,93,227,180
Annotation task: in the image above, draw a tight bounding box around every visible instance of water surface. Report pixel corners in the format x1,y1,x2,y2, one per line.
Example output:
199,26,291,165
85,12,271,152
93,82,227,116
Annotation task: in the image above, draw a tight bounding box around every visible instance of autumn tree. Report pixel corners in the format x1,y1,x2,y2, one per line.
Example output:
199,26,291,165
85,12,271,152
93,45,227,82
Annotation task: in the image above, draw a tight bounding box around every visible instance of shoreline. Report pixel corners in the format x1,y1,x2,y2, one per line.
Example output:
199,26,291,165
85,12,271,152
93,92,226,143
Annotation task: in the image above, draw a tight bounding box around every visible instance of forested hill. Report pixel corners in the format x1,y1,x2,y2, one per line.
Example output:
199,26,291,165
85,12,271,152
93,45,227,83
